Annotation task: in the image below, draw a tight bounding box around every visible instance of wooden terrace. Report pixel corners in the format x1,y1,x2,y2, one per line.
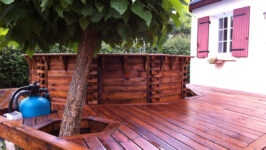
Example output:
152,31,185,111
0,84,265,149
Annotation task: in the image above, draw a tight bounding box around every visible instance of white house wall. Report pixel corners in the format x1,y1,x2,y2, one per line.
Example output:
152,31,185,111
190,0,266,94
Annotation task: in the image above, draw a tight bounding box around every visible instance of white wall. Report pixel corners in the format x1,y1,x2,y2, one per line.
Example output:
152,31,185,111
190,0,266,94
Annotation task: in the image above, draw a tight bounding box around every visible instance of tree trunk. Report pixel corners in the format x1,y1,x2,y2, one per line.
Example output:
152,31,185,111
59,30,98,136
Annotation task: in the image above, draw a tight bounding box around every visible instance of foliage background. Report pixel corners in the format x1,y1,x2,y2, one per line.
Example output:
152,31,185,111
0,47,28,88
0,44,74,88
0,17,191,89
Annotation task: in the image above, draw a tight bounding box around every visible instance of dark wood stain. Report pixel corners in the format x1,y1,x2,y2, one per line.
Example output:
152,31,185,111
1,84,266,149
24,54,192,104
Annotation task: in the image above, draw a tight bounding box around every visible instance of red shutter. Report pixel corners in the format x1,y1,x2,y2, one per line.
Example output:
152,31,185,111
232,6,250,57
197,16,210,58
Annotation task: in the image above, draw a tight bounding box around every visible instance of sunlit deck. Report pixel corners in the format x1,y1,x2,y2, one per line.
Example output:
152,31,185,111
0,84,266,149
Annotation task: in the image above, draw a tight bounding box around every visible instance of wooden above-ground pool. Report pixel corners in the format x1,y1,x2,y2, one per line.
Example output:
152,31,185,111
24,53,192,104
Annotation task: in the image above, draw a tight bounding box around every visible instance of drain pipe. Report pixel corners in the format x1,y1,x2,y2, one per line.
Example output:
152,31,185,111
13,90,31,111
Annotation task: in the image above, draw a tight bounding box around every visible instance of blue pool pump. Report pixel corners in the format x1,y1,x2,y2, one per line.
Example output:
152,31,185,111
8,82,51,118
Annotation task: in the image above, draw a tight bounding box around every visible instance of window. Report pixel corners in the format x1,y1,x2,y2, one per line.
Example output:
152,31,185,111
218,15,233,54
196,6,250,58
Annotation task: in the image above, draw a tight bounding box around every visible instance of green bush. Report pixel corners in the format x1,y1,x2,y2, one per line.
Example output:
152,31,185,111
148,35,190,55
162,35,190,55
100,35,191,56
0,48,29,88
36,43,74,53
0,43,75,89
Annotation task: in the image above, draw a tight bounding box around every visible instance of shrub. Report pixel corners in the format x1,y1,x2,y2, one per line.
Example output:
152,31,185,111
150,35,190,55
0,48,28,88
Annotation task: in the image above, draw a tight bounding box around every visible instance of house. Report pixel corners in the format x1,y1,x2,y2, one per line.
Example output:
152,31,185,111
189,0,266,95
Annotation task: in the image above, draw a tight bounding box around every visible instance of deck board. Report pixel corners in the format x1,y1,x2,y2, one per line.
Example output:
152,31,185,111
0,84,266,149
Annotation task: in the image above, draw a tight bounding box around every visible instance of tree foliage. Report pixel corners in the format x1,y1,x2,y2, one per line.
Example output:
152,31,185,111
170,15,191,35
100,16,191,55
0,0,189,54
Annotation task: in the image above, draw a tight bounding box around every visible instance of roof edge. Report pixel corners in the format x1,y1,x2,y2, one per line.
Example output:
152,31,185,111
189,0,222,12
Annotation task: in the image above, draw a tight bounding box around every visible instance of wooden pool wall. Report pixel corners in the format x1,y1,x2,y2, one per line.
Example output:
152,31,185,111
24,54,192,104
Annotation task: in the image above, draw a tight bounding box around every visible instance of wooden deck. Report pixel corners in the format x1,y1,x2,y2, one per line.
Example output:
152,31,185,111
0,84,266,149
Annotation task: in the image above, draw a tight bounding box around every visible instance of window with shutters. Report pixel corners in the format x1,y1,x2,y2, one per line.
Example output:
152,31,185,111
197,6,250,59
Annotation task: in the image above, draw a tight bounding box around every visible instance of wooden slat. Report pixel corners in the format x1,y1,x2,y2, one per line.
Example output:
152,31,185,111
92,106,176,150
130,105,227,150
97,135,124,150
118,123,158,150
112,129,142,150
121,106,210,150
139,105,247,149
84,137,106,150
97,56,102,104
244,134,266,150
105,105,193,150
0,116,84,150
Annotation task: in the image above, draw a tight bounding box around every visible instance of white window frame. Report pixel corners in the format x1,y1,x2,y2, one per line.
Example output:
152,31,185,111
210,11,234,59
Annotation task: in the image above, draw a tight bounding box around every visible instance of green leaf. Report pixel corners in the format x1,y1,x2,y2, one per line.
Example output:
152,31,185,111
0,28,8,36
26,49,35,57
54,4,64,18
170,14,181,27
63,13,77,25
60,0,68,9
111,8,122,19
90,11,103,23
131,2,152,27
122,10,130,23
117,24,126,40
110,0,128,15
131,0,136,3
152,35,158,47
0,0,14,4
7,41,19,48
64,0,73,5
40,0,48,9
0,38,8,49
80,5,93,17
0,4,15,19
95,1,104,12
169,0,184,17
158,25,167,45
162,0,171,12
79,17,90,30
0,35,5,41
81,0,86,4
